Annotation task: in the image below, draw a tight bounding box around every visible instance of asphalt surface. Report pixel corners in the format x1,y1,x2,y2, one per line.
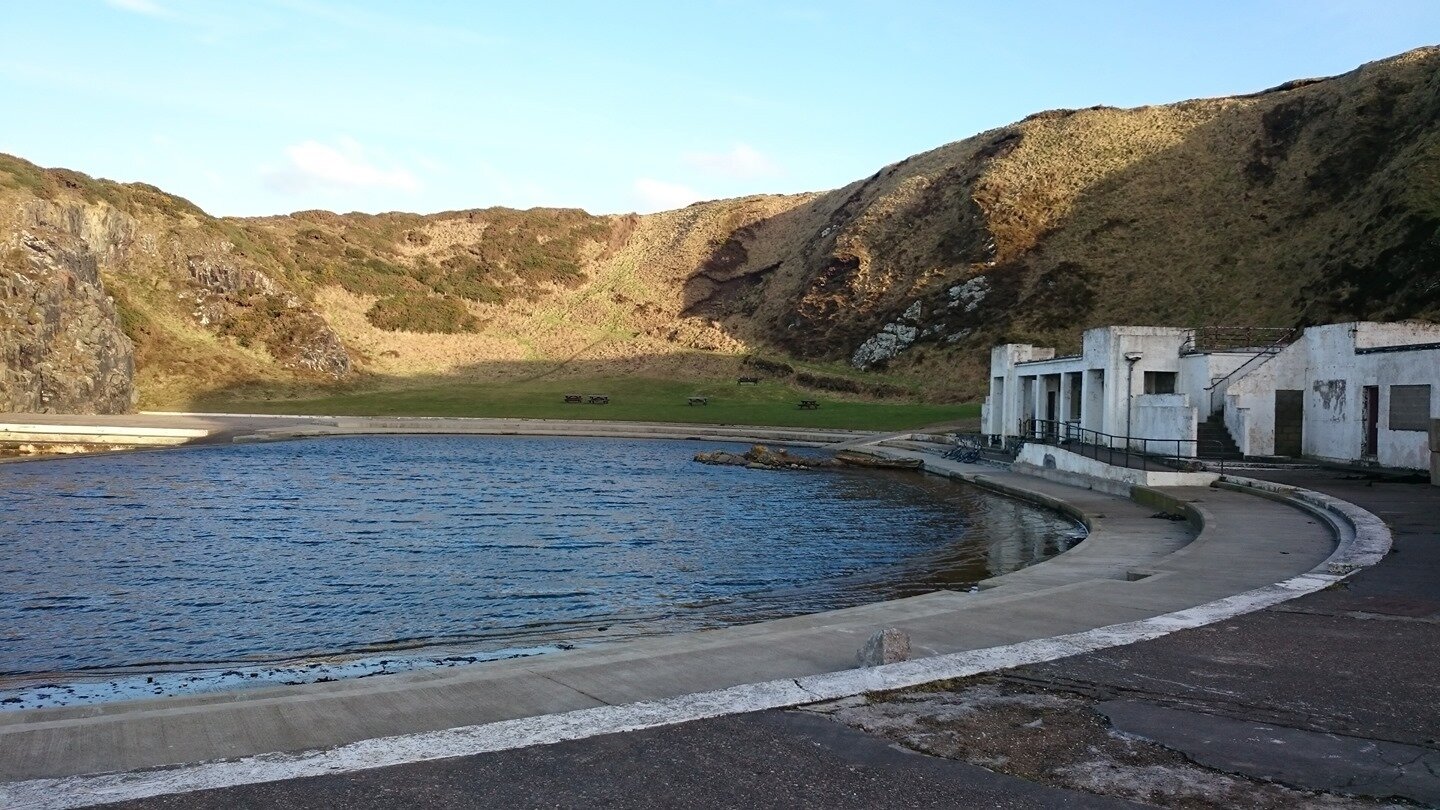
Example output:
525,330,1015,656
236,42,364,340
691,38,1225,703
1012,469,1440,802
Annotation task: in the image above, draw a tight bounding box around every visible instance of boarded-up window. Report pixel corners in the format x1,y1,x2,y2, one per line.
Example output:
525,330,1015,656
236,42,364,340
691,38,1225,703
1388,384,1431,432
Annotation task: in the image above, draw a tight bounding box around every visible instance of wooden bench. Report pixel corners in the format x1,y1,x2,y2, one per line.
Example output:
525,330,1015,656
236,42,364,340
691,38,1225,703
737,376,760,385
587,395,610,405
563,395,583,404
687,396,708,406
798,400,820,410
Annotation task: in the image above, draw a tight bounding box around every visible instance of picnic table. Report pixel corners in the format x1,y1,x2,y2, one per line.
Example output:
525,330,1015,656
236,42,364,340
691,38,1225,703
687,396,709,406
737,376,760,384
798,400,820,410
563,394,583,403
587,395,610,405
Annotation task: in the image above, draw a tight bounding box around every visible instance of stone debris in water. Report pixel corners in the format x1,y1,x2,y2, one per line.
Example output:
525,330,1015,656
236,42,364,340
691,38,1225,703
693,444,840,470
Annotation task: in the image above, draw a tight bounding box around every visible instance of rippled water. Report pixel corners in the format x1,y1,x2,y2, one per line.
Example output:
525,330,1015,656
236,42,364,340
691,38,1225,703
0,436,1080,683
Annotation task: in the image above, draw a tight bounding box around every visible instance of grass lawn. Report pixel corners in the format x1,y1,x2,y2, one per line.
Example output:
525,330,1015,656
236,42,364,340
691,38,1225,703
197,377,979,432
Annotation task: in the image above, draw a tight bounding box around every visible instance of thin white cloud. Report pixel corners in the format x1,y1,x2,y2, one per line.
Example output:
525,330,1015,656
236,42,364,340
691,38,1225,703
263,138,421,195
683,143,781,179
633,178,703,212
103,0,169,17
264,0,496,46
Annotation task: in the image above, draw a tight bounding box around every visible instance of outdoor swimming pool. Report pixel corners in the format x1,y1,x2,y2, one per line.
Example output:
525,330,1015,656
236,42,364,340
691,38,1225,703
0,435,1082,705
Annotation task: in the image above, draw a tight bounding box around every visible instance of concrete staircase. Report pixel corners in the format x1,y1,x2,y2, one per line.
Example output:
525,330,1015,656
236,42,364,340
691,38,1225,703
1197,412,1243,460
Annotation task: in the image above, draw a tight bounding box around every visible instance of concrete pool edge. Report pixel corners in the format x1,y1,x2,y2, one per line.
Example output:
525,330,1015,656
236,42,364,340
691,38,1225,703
0,423,1393,808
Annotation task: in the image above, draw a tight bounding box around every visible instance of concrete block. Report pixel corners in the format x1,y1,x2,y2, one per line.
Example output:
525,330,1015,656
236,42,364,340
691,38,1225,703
857,628,911,667
1431,451,1439,487
1429,419,1440,452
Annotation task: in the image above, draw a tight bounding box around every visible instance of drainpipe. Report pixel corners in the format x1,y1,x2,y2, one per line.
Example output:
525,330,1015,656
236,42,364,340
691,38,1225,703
1124,352,1143,451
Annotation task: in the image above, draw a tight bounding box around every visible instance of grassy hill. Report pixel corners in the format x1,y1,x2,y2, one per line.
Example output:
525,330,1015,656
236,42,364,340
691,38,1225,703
1,46,1436,416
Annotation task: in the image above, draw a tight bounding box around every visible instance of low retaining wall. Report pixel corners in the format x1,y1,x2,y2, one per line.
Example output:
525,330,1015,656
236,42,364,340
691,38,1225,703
0,423,209,447
1013,443,1218,489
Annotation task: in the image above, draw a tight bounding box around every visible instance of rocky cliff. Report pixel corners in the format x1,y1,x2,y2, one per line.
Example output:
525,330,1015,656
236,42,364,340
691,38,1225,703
1,230,133,413
1,46,1436,412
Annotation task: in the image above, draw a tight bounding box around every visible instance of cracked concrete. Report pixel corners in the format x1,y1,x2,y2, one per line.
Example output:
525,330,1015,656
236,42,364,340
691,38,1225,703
813,676,1399,809
1098,700,1440,805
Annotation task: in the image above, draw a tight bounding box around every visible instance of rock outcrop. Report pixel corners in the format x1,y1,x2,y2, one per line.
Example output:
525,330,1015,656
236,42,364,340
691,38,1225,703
0,232,134,413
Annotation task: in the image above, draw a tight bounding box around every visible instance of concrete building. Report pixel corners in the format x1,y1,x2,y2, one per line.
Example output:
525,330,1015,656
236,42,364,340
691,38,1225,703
983,322,1440,474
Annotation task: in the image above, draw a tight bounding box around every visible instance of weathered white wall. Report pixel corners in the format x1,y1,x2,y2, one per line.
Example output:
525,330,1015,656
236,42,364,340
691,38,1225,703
1352,321,1440,350
1303,323,1440,470
1221,339,1307,457
1082,327,1189,443
1179,352,1253,417
1134,394,1198,455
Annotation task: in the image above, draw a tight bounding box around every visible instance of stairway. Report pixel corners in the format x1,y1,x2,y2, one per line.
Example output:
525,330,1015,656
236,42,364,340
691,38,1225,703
1197,412,1243,460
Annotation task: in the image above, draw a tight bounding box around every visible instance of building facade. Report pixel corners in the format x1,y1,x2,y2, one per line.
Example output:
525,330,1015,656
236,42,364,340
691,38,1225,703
983,322,1440,473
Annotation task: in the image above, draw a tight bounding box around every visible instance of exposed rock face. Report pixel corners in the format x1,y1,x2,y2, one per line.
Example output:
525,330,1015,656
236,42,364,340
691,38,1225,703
0,232,134,413
0,180,353,410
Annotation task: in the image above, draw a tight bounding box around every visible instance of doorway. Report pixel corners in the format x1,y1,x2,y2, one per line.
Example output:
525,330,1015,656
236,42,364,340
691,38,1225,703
1363,385,1379,458
1274,390,1304,457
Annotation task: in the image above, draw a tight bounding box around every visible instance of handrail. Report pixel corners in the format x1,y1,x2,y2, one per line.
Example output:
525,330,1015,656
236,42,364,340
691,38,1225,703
1181,326,1296,355
1202,326,1302,415
1019,418,1229,474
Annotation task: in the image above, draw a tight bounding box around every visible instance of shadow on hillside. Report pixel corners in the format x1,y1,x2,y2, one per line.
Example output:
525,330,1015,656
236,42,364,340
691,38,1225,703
674,51,1440,371
968,56,1440,354
678,166,927,359
180,350,968,412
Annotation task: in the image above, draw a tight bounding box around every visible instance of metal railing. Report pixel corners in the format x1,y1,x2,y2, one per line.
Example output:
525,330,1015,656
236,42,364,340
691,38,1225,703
1180,326,1297,355
1019,418,1228,473
1202,326,1301,414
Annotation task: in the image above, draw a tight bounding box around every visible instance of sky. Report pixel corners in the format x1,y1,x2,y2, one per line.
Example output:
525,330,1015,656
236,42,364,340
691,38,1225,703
2,1,1437,218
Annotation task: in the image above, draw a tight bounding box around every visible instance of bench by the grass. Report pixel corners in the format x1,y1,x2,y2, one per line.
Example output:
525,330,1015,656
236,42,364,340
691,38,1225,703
563,394,583,403
798,399,820,410
587,395,610,404
737,376,760,384
687,396,708,406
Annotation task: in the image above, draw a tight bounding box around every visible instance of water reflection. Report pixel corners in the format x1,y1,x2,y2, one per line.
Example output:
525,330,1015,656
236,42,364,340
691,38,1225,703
0,436,1081,680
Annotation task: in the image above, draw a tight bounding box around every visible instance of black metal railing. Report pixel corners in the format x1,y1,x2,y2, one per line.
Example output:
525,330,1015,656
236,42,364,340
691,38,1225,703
1180,326,1297,355
1019,418,1228,474
1201,326,1302,414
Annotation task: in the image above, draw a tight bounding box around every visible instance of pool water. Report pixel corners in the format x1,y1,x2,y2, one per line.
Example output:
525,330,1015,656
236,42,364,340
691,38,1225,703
0,435,1081,703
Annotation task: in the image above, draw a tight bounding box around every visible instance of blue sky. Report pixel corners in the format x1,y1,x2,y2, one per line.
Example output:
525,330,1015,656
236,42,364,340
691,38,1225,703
3,1,1437,217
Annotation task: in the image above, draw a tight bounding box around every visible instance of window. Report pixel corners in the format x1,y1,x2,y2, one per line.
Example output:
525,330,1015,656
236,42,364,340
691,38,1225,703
1388,384,1432,432
1143,371,1178,394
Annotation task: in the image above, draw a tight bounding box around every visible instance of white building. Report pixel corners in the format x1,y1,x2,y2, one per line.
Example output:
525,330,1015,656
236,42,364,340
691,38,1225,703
982,322,1440,473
